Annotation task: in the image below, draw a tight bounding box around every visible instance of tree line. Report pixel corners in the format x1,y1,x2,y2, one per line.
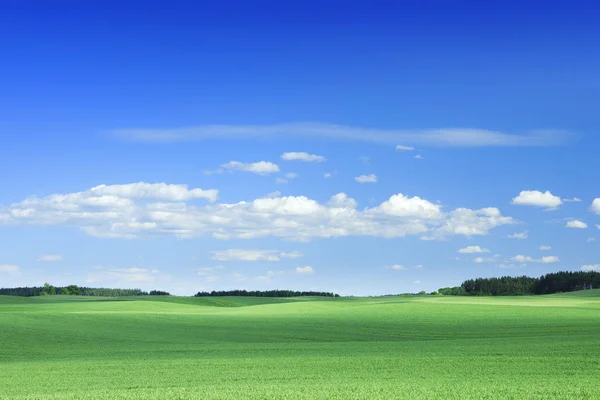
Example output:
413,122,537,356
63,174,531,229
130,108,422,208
438,271,600,296
194,289,339,297
0,283,170,297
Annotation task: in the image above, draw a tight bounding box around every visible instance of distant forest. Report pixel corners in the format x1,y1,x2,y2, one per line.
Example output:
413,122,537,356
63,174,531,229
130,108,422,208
194,290,339,298
0,283,171,297
437,271,600,296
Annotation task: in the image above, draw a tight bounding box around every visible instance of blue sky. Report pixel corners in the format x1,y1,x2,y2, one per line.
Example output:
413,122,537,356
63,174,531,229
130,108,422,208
1,1,599,295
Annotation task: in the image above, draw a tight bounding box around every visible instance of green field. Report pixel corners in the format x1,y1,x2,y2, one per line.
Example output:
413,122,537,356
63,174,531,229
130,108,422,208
2,292,600,399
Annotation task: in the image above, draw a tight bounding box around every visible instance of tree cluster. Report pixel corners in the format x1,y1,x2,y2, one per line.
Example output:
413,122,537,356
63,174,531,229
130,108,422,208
148,290,171,296
440,271,600,296
0,284,151,297
194,289,339,298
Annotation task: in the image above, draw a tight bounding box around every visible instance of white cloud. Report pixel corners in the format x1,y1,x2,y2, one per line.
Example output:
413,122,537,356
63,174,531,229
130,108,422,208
414,155,424,160
37,254,63,262
589,199,600,215
324,172,333,179
0,264,20,275
563,197,582,203
222,161,279,175
508,231,528,239
540,245,552,251
587,237,596,243
355,174,377,183
285,173,298,179
387,264,406,270
566,220,587,229
0,185,514,241
275,178,288,184
511,190,562,209
296,266,314,274
413,280,421,284
281,152,326,162
458,245,490,254
267,191,281,198
512,255,560,264
581,265,600,272
597,225,600,230
112,122,571,147
396,145,415,151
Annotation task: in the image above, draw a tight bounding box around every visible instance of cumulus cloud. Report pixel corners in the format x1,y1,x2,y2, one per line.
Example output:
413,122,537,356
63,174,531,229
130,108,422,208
566,220,587,229
589,199,600,215
281,152,326,162
396,145,415,151
222,161,279,175
511,190,562,209
512,255,560,264
296,266,314,274
508,231,528,239
0,264,20,275
540,245,552,251
581,265,600,272
473,257,495,263
0,184,514,241
210,249,303,262
458,245,489,254
355,174,377,183
37,254,63,262
112,122,571,147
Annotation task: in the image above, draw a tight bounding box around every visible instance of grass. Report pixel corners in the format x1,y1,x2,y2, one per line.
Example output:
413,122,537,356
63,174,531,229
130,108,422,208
1,292,600,399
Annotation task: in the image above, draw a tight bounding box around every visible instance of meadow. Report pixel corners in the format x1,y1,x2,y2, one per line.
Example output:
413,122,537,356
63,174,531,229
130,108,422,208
1,292,600,399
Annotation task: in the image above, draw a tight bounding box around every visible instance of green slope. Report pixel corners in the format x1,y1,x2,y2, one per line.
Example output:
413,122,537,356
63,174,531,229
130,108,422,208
1,295,600,399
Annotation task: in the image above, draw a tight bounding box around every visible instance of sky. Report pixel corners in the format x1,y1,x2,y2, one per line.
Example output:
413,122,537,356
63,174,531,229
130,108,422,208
1,1,600,295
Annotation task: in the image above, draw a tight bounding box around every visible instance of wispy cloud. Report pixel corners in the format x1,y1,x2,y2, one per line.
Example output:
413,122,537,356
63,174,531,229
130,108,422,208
458,246,490,254
296,266,314,274
508,231,528,239
355,174,377,184
221,161,279,175
512,255,560,264
396,145,415,151
111,122,571,147
281,152,325,162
